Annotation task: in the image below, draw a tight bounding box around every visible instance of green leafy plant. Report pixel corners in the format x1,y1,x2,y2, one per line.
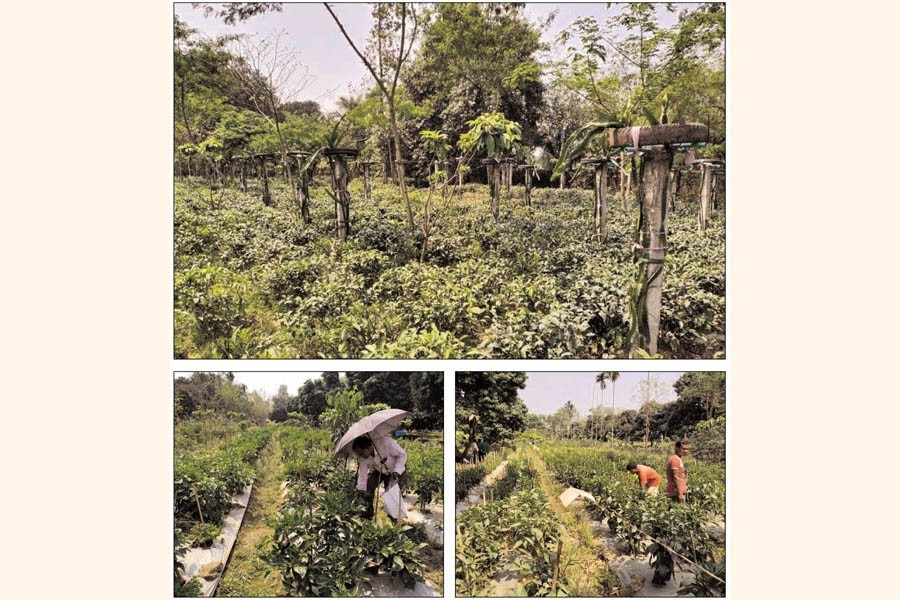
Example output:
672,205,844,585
189,522,223,548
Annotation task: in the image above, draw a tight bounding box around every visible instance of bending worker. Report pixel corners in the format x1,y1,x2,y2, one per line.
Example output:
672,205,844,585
626,461,661,495
665,440,689,503
351,435,407,519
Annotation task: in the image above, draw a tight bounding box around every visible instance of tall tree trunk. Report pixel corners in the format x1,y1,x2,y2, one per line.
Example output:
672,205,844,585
711,171,719,210
388,104,415,231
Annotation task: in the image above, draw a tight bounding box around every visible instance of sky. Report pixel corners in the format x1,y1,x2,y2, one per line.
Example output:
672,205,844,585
175,371,323,399
174,2,692,111
520,371,685,416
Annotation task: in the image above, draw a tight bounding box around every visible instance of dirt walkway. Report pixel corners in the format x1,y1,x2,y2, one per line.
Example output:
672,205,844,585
526,447,615,597
215,435,285,597
454,459,509,516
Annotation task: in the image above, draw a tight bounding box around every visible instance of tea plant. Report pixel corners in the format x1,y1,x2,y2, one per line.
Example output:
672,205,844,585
174,178,724,359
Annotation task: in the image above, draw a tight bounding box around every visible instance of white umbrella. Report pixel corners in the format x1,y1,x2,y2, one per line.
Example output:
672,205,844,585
332,408,411,459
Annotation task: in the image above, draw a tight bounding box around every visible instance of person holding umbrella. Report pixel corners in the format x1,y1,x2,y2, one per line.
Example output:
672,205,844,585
333,408,411,520
351,435,407,519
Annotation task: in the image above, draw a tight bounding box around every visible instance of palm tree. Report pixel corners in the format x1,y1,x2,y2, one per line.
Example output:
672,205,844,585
595,373,608,440
608,371,620,440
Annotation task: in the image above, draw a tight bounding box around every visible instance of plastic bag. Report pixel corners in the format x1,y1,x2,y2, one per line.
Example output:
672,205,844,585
382,483,408,520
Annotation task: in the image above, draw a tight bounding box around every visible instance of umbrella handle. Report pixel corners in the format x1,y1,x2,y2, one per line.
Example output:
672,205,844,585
365,433,388,468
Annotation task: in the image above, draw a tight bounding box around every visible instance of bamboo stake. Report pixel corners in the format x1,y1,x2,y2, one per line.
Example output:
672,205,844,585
551,539,563,595
191,485,205,524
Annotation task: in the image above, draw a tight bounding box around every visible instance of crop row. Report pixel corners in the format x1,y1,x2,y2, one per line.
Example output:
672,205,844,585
400,439,444,506
175,179,724,359
540,446,724,593
174,426,272,525
455,450,507,501
456,457,562,597
263,425,432,596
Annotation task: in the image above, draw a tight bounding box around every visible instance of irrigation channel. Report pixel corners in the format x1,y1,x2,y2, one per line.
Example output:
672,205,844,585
455,444,725,597
175,423,444,597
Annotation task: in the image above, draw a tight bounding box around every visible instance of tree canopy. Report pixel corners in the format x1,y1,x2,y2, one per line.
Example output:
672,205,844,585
456,372,529,445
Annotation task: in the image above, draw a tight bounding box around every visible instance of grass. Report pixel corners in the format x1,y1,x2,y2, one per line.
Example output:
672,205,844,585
215,435,286,597
524,445,618,597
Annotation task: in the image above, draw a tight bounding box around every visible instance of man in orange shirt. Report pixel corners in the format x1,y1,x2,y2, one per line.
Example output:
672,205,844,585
665,440,689,502
626,462,661,495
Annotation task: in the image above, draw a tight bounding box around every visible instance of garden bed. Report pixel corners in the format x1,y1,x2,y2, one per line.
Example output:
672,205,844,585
179,483,253,597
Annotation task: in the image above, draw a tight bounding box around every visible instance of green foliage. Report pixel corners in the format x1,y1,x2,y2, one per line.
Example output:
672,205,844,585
318,387,392,445
264,501,368,596
455,450,506,501
188,522,223,548
457,481,563,597
263,461,429,596
358,521,428,589
456,372,529,444
174,527,202,597
400,439,444,507
419,130,451,160
458,112,523,159
174,424,271,524
175,167,724,359
404,2,545,154
540,444,724,587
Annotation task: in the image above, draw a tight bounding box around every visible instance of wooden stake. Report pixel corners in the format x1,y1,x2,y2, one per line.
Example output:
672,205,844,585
362,162,371,202
192,485,205,524
699,163,711,232
524,167,532,207
632,148,673,356
260,159,272,206
551,539,563,595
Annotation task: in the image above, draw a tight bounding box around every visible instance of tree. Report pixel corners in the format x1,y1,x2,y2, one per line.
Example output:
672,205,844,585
296,373,343,425
281,100,322,118
672,372,725,420
408,372,444,430
458,112,523,221
456,372,528,445
173,372,254,420
631,373,669,444
607,371,621,438
552,401,580,439
325,2,419,231
404,3,546,149
270,383,294,422
595,372,609,438
552,3,726,177
193,2,282,25
318,388,391,445
524,413,544,430
229,32,313,207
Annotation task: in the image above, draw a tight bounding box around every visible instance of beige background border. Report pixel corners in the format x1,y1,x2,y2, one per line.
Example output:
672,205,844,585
4,0,891,598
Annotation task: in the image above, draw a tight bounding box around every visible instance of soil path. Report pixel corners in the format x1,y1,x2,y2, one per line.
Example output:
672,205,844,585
454,459,509,516
587,517,696,597
215,434,285,597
